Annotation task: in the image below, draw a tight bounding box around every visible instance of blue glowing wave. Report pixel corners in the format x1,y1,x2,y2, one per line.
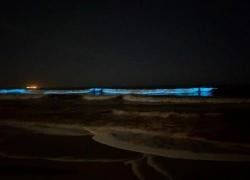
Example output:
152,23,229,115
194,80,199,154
0,87,216,97
43,89,91,95
0,89,30,94
101,88,214,96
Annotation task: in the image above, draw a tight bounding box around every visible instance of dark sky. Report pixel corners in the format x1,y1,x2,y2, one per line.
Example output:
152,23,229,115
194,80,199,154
0,0,250,88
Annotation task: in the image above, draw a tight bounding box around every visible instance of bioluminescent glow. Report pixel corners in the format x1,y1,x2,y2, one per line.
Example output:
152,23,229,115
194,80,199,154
89,88,103,95
43,89,92,95
0,87,216,97
101,87,215,96
0,89,30,94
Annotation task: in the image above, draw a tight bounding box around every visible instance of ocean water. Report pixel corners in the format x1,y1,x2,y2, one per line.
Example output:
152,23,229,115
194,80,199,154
0,87,215,98
0,87,250,179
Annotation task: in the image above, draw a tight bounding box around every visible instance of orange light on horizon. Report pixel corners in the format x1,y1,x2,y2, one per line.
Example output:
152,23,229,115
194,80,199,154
26,85,38,89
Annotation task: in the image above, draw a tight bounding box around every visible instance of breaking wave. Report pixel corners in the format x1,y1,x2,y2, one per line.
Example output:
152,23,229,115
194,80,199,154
43,89,91,95
0,87,215,97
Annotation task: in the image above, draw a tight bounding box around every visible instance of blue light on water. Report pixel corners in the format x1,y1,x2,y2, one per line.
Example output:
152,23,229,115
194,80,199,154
102,87,215,96
43,89,91,95
0,87,216,97
200,88,214,92
89,88,103,95
0,89,30,94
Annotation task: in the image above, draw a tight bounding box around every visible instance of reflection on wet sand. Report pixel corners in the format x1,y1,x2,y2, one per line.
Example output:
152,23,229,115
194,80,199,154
1,121,250,180
1,96,250,179
3,119,250,162
0,125,141,180
0,124,176,180
90,127,250,161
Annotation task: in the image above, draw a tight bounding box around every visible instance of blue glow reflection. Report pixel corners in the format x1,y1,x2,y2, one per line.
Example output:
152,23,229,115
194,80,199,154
0,87,216,97
43,89,91,95
0,89,30,94
101,87,215,96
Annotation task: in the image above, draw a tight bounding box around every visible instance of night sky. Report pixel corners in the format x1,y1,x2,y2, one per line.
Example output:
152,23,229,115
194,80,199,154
1,0,250,88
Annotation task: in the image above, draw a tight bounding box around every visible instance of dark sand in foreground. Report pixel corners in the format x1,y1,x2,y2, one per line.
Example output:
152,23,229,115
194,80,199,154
1,95,250,179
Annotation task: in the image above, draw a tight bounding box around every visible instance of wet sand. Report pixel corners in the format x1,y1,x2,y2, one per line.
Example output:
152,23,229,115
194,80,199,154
0,125,140,180
0,95,250,179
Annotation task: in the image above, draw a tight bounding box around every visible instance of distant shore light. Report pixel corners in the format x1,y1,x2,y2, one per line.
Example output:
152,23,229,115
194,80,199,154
26,85,38,89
